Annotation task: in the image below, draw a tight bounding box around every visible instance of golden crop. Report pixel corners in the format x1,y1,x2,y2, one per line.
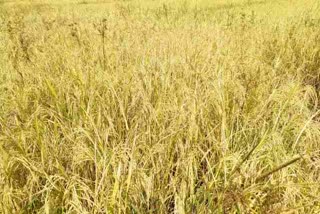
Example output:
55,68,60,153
0,0,320,213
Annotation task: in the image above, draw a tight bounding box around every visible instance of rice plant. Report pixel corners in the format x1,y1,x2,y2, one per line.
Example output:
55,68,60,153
0,0,320,213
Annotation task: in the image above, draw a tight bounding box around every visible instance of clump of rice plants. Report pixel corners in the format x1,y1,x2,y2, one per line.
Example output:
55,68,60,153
1,0,320,213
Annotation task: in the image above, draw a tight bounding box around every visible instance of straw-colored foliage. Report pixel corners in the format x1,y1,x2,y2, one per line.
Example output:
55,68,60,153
1,0,320,213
